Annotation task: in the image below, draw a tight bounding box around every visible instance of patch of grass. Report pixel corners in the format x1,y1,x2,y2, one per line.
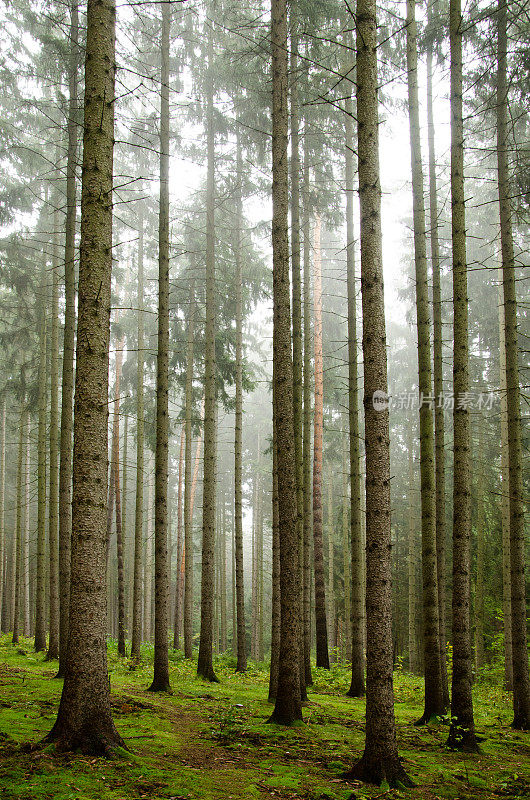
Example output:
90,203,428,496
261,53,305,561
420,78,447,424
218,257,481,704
1,638,529,799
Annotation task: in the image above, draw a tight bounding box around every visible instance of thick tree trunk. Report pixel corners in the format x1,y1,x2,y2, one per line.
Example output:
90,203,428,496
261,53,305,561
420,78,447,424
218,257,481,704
197,27,219,683
345,92,365,698
447,0,479,752
131,215,145,664
268,0,302,725
45,0,123,750
290,13,307,699
233,139,247,672
57,0,79,679
183,284,196,659
406,0,444,724
312,214,330,670
344,0,412,785
149,0,171,693
426,15,449,710
34,266,48,653
496,0,530,730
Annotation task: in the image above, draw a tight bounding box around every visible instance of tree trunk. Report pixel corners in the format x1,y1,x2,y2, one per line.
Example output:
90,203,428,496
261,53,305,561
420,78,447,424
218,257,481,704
45,0,123,749
496,0,530,730
234,138,247,672
426,11,449,710
312,214,330,670
173,423,184,650
197,26,219,684
12,401,25,644
34,265,48,653
131,214,145,664
407,424,419,674
474,413,485,671
220,490,227,653
57,0,79,679
112,336,126,658
446,0,479,752
290,10,307,699
268,0,302,725
122,416,129,647
345,93,365,697
268,422,280,701
47,204,60,660
301,138,313,688
343,0,412,785
144,458,154,642
0,398,5,630
183,284,196,659
149,0,171,693
341,431,351,656
498,272,512,691
22,416,31,637
327,474,335,659
406,0,444,724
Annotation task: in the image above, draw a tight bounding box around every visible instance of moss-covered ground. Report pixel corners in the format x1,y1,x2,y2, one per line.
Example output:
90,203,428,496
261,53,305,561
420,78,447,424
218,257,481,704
0,636,529,800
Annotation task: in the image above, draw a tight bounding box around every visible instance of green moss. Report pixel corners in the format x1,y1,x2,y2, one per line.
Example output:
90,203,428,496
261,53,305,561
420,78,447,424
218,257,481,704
0,638,529,799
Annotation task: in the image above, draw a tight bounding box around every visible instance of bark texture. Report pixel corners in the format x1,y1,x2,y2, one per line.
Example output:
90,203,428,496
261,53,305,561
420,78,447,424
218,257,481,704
426,9,449,708
447,0,479,752
46,0,123,752
197,27,219,683
47,205,60,661
149,0,171,693
58,0,79,678
234,139,247,673
345,91,365,698
268,0,302,725
131,215,145,664
183,283,195,659
343,0,412,785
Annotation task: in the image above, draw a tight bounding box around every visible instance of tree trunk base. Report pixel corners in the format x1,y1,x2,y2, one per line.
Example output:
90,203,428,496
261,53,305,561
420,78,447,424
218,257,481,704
235,664,246,674
511,713,530,731
446,725,481,752
343,753,415,788
45,647,59,662
267,707,303,726
45,717,126,757
346,673,365,698
414,706,446,726
197,666,219,683
147,677,171,693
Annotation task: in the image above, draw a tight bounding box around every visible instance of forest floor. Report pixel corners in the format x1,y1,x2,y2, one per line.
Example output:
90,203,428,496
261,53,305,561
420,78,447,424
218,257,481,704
0,637,529,800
